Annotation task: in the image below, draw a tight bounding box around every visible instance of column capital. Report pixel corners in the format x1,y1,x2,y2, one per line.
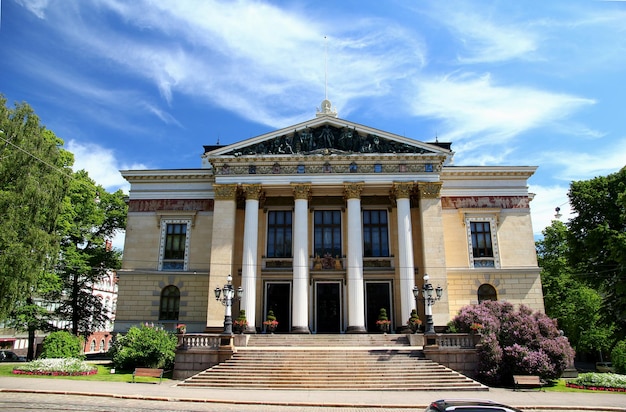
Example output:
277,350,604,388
213,184,238,200
343,182,364,200
417,181,442,199
241,184,263,200
291,183,312,200
391,182,415,199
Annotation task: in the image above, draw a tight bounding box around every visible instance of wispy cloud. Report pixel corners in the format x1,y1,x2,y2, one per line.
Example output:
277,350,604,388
14,0,50,19
408,72,595,161
21,0,425,128
536,138,626,182
67,140,146,193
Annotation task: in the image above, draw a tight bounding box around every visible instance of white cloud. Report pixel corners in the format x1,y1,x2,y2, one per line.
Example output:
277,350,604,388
535,138,626,182
15,0,50,19
42,0,425,128
528,184,572,237
67,140,146,193
408,72,595,159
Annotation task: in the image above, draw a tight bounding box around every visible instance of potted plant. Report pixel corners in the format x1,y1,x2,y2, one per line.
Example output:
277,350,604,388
407,309,422,333
233,310,248,334
263,310,278,333
376,308,391,333
176,323,186,334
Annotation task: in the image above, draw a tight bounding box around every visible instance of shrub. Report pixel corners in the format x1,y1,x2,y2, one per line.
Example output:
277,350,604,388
108,324,177,370
40,331,84,359
453,301,575,385
611,340,626,374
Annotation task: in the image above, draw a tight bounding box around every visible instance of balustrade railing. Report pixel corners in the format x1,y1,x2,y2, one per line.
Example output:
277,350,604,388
179,334,222,350
435,333,479,349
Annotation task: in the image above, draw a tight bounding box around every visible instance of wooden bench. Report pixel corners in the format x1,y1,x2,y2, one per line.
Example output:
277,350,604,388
132,368,163,384
513,375,545,391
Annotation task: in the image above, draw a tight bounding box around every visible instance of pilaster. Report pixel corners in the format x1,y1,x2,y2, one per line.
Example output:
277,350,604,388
207,184,238,330
417,181,449,327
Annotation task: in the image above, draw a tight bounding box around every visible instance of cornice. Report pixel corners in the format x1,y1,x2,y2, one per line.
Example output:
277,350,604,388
441,166,537,179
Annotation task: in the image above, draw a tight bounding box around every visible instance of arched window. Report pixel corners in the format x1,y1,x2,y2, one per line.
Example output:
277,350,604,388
478,283,498,302
90,339,96,352
100,339,105,352
159,285,180,320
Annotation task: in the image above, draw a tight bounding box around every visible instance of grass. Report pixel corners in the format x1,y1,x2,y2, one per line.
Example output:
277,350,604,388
0,363,172,383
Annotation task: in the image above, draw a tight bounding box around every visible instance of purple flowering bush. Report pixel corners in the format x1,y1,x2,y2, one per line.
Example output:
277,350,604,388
452,301,575,385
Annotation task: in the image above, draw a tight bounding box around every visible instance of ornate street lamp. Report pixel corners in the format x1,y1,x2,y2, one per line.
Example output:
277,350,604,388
214,274,243,335
413,274,443,335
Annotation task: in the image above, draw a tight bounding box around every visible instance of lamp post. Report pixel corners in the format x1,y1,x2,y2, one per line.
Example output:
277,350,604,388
214,274,243,335
413,274,443,335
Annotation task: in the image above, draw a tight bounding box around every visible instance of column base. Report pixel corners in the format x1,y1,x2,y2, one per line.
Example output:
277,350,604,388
346,326,367,334
291,326,311,334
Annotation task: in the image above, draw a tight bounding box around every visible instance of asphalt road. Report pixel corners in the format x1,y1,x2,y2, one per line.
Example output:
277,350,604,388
0,392,419,412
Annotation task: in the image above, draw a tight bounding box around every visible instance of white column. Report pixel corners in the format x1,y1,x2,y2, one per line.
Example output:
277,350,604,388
241,184,262,333
291,184,311,333
393,182,416,329
345,182,366,333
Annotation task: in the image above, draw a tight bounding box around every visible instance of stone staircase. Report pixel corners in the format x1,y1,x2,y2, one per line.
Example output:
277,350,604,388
179,334,488,391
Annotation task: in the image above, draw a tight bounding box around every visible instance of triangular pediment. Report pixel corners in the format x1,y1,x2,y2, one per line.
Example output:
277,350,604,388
204,117,451,158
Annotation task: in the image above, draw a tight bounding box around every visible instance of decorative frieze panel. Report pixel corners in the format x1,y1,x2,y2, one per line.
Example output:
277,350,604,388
215,161,439,176
442,196,530,209
128,199,214,212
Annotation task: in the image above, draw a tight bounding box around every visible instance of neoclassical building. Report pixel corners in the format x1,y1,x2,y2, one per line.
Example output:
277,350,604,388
114,101,543,335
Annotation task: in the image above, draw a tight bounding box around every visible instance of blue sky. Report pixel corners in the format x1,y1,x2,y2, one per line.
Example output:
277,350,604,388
1,0,625,243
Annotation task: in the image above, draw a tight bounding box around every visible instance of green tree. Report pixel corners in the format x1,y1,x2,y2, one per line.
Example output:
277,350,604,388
54,170,127,338
537,220,614,355
567,167,626,341
0,96,72,359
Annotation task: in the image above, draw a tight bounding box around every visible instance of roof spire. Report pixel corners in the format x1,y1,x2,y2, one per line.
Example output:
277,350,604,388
317,35,337,118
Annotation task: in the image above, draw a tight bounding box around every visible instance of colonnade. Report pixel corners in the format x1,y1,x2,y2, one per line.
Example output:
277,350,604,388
208,180,445,333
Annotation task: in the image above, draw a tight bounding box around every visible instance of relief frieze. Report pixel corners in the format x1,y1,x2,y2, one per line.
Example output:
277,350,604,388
441,196,530,209
128,199,214,212
222,125,433,156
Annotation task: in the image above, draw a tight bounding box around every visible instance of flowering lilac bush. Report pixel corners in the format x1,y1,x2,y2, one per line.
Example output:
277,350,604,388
452,301,575,385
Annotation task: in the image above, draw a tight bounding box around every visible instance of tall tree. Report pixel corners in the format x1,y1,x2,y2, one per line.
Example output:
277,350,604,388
567,167,626,341
54,170,126,337
0,96,72,320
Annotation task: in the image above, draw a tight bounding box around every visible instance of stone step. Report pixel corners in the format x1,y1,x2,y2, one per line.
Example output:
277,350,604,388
180,346,487,391
246,333,410,347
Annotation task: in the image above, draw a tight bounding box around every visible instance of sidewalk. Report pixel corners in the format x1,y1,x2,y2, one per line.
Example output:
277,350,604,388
1,377,625,411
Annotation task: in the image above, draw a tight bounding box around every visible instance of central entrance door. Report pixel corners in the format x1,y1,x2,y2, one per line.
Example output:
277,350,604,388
315,281,342,333
365,281,392,332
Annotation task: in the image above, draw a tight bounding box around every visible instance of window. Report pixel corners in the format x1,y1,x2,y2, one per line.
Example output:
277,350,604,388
478,284,498,302
99,339,105,351
160,221,189,270
363,210,389,257
314,210,342,257
267,211,292,258
90,340,96,352
159,285,180,320
470,221,494,267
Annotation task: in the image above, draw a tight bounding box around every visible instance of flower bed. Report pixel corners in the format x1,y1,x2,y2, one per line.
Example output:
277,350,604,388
12,358,98,376
566,372,626,392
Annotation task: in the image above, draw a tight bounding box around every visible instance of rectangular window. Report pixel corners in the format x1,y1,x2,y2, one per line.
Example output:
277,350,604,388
470,221,494,267
363,210,389,257
163,223,186,270
314,210,342,257
267,211,292,258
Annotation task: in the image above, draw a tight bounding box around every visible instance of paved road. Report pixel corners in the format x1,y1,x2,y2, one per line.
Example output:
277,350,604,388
1,376,625,411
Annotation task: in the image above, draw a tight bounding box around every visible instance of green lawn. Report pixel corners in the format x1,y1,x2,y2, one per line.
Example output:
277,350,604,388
0,363,171,383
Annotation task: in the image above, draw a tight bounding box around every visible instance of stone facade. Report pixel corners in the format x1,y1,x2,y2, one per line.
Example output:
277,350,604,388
114,107,543,336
